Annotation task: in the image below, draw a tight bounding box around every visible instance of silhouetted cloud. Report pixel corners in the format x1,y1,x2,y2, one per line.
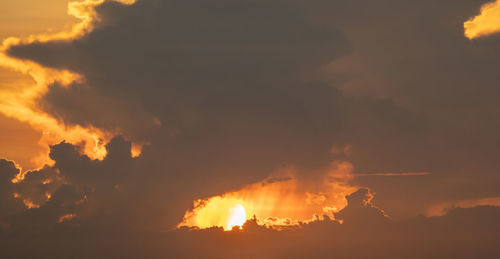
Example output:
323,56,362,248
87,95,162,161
2,182,500,258
1,0,500,257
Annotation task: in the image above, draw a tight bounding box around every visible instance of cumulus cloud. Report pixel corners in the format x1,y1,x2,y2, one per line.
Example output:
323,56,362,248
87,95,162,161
3,181,500,258
6,0,346,151
2,0,447,217
1,138,500,258
1,0,500,257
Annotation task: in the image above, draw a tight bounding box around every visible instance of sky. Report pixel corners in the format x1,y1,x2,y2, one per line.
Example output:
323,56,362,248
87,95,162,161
1,0,500,258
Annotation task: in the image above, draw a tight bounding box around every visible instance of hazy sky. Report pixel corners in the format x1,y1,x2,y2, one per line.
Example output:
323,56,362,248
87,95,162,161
0,0,76,39
1,0,500,258
0,0,76,168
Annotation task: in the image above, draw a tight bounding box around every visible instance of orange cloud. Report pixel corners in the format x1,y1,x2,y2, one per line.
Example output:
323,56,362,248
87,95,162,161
22,199,40,209
178,161,358,230
464,0,500,39
58,213,77,223
0,0,137,169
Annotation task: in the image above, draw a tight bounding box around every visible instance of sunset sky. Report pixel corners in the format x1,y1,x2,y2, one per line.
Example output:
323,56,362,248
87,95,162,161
1,0,500,258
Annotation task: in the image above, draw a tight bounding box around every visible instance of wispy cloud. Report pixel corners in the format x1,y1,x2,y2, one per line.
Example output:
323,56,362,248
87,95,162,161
354,172,431,177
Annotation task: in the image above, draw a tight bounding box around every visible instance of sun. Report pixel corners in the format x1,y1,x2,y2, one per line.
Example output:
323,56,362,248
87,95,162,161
226,204,246,230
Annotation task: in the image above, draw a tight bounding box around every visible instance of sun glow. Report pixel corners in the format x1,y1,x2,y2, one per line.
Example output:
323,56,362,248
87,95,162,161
227,204,247,230
178,162,358,230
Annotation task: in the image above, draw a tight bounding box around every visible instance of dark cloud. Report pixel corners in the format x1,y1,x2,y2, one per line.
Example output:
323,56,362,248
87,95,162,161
2,0,500,257
8,0,348,156
320,0,500,218
2,140,500,258
6,0,358,192
2,185,500,258
5,0,434,213
0,160,25,228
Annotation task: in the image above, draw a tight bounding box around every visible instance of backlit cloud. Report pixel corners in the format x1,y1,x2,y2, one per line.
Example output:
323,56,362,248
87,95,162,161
179,162,358,230
1,0,500,258
0,0,138,169
465,0,500,39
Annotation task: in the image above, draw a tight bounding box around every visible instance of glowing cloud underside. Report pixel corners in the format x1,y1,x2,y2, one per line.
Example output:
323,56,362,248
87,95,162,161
464,0,500,39
0,0,137,169
178,163,358,230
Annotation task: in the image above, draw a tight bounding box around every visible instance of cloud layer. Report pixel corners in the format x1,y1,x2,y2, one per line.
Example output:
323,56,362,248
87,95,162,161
2,0,500,257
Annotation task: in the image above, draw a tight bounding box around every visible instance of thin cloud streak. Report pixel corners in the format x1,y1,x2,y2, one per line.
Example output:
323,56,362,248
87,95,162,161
354,172,431,177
